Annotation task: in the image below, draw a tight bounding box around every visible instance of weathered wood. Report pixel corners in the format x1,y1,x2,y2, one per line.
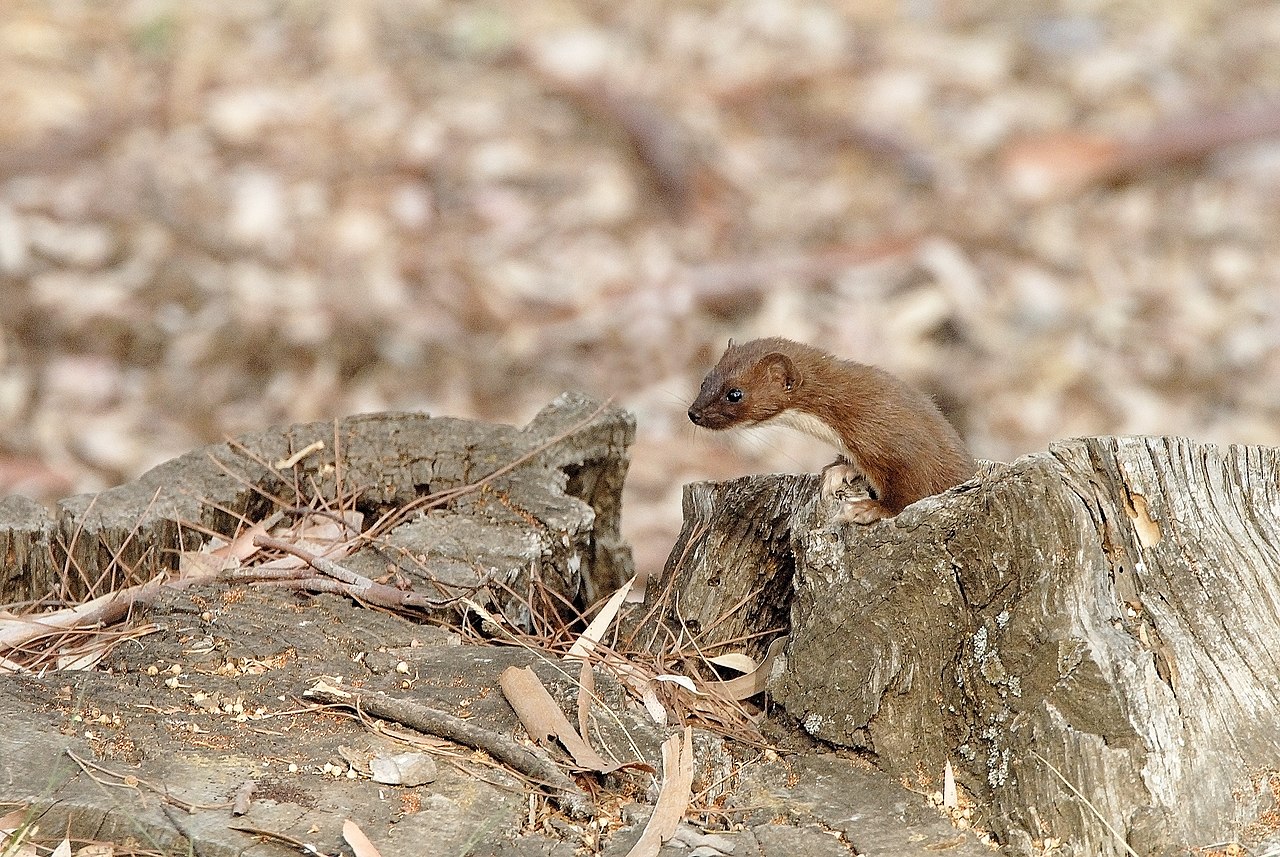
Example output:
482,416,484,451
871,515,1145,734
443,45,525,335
664,436,1280,855
0,495,57,603
641,474,815,658
0,393,634,624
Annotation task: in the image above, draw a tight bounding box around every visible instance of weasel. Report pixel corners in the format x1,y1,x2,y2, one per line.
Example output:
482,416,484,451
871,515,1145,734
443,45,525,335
687,337,974,523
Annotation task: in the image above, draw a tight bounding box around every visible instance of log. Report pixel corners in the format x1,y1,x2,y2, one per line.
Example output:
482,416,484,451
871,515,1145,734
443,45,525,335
0,393,634,623
654,436,1280,855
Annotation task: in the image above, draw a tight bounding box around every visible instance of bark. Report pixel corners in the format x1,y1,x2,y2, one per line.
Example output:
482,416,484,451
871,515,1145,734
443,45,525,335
0,393,634,626
640,474,814,659
656,436,1280,856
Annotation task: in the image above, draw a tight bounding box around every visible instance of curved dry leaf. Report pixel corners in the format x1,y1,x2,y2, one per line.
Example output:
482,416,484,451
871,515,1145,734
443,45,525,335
706,653,756,674
701,637,787,701
342,820,381,857
566,577,634,660
640,683,668,726
625,728,694,857
0,808,30,833
499,666,629,774
654,674,697,693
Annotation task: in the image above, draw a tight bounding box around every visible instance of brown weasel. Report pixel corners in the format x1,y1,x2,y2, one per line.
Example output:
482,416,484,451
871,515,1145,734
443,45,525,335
688,337,974,523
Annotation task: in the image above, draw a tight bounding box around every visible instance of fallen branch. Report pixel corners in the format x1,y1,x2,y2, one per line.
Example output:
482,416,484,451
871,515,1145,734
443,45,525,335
228,825,339,857
249,536,460,611
305,684,593,819
0,576,168,654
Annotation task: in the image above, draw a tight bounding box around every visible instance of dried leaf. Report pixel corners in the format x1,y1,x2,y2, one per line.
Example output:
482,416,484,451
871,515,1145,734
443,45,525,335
701,637,786,701
498,666,627,774
706,653,757,674
178,551,237,578
654,674,697,693
342,820,381,857
576,658,595,742
625,728,694,857
0,807,28,832
566,577,634,660
943,760,957,809
57,649,105,671
51,837,72,857
213,519,274,562
639,683,668,726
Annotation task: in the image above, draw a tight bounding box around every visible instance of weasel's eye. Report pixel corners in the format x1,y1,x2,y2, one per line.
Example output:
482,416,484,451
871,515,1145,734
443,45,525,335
726,388,744,403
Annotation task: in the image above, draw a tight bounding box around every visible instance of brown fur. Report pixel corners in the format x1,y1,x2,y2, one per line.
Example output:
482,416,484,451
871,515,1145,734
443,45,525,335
688,337,974,515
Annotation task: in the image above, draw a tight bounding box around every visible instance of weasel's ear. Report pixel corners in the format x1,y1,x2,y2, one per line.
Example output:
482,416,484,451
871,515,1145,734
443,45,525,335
761,352,799,391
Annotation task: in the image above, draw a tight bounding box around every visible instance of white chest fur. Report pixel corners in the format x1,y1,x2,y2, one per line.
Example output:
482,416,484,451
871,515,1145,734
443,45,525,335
767,409,850,457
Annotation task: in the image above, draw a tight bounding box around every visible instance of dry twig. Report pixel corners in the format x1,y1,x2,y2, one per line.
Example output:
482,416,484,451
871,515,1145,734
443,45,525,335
304,684,593,819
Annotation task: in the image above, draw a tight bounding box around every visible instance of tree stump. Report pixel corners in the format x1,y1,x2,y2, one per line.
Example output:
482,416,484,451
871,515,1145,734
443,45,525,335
643,474,816,659
655,436,1280,855
0,393,634,624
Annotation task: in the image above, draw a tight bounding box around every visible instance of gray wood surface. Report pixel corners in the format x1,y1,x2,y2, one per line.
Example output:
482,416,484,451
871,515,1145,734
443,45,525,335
0,392,635,622
659,436,1280,855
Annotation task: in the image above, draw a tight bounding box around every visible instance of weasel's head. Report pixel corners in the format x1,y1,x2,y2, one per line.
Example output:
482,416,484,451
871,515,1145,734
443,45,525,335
688,338,801,430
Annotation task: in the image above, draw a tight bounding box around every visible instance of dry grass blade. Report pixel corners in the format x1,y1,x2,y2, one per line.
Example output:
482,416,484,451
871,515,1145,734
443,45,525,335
1031,751,1140,857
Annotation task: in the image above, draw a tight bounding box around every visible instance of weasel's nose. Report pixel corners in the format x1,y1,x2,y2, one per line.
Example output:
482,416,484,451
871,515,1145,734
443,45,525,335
688,409,702,425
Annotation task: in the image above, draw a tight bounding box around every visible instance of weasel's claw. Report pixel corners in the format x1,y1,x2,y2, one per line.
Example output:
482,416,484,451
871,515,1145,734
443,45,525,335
820,462,861,500
835,497,893,525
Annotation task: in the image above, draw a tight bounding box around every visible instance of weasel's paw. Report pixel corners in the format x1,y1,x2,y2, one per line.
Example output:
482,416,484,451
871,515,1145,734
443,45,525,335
834,497,893,525
820,462,862,500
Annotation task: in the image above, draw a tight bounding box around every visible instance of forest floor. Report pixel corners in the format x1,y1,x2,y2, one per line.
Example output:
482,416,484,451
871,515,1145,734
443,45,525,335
2,0,1279,580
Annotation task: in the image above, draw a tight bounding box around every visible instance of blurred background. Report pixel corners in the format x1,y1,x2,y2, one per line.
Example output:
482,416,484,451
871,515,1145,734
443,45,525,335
2,0,1278,577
